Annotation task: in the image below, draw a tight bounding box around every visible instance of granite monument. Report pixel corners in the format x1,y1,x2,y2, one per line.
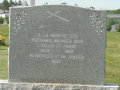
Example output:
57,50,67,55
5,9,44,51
0,5,119,90
9,5,106,85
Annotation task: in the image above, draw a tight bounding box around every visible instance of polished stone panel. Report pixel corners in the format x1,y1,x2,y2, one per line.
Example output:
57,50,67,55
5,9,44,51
9,5,106,84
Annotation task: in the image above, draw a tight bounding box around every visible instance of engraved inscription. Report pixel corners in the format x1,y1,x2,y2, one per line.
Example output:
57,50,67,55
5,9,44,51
29,32,84,64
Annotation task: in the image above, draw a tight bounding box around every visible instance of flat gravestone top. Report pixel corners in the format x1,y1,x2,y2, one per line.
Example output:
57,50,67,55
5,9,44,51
9,5,106,85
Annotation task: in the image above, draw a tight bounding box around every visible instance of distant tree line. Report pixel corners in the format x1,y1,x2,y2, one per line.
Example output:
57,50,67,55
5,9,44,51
0,0,28,12
107,9,120,14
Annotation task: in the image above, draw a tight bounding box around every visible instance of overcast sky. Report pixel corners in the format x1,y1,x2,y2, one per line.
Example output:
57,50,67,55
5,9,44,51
0,0,120,10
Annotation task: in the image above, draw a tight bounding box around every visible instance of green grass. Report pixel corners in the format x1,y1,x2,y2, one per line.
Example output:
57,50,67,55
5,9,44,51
0,25,9,79
0,25,120,86
105,32,120,86
0,47,8,79
0,25,9,46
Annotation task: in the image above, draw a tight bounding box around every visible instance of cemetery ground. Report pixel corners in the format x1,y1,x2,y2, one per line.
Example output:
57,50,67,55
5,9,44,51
0,25,120,86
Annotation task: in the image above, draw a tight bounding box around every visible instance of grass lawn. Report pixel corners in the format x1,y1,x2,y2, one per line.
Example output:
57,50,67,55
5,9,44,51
0,25,9,79
0,25,9,45
0,25,120,86
0,46,8,79
105,32,120,86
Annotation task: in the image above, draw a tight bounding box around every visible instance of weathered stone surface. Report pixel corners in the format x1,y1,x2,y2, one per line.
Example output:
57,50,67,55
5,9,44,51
0,80,119,90
9,5,107,84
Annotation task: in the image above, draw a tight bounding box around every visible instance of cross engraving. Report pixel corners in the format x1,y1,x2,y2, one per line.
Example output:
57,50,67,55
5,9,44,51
47,11,69,23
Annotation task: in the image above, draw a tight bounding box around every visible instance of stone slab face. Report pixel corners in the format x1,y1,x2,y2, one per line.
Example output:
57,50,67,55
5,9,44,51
9,5,106,85
0,81,119,90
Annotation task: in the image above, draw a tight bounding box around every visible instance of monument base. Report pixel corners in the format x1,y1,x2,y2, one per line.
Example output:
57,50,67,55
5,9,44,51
0,80,119,90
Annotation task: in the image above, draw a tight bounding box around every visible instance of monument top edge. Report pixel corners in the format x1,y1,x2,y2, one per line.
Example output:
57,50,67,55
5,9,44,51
10,4,106,11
